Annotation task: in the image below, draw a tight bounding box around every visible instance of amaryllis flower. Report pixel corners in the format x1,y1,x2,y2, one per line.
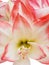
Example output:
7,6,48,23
0,0,49,65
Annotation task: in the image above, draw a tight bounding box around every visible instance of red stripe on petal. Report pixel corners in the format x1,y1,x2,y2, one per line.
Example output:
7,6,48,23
40,57,49,64
3,57,14,62
21,1,36,20
46,0,49,6
0,21,12,32
1,44,14,62
36,45,46,60
1,44,8,60
19,15,31,28
34,14,49,26
12,14,31,32
46,25,49,39
0,21,10,28
29,0,40,7
11,0,36,22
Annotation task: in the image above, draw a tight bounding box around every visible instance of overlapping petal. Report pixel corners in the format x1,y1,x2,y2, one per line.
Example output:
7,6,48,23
28,0,49,26
38,45,49,64
11,0,35,23
0,2,10,21
28,42,46,60
0,20,12,62
0,21,12,36
3,39,19,61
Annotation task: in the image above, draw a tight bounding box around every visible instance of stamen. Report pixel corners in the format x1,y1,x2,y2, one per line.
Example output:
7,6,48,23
18,47,29,59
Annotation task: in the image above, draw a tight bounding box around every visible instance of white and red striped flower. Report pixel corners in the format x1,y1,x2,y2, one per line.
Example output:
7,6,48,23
0,0,49,65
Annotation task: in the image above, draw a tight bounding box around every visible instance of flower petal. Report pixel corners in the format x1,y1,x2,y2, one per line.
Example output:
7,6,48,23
39,56,49,64
2,40,19,61
0,40,8,63
13,58,30,65
33,23,49,45
28,42,46,60
0,32,10,46
0,32,10,62
0,21,12,62
0,2,10,21
35,7,49,18
28,0,49,26
11,0,35,23
45,25,49,39
34,14,49,26
0,46,5,63
0,21,12,36
38,45,49,64
29,0,49,15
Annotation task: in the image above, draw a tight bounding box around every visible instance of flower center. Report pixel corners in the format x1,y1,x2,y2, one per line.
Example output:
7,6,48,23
17,40,32,59
17,40,30,48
